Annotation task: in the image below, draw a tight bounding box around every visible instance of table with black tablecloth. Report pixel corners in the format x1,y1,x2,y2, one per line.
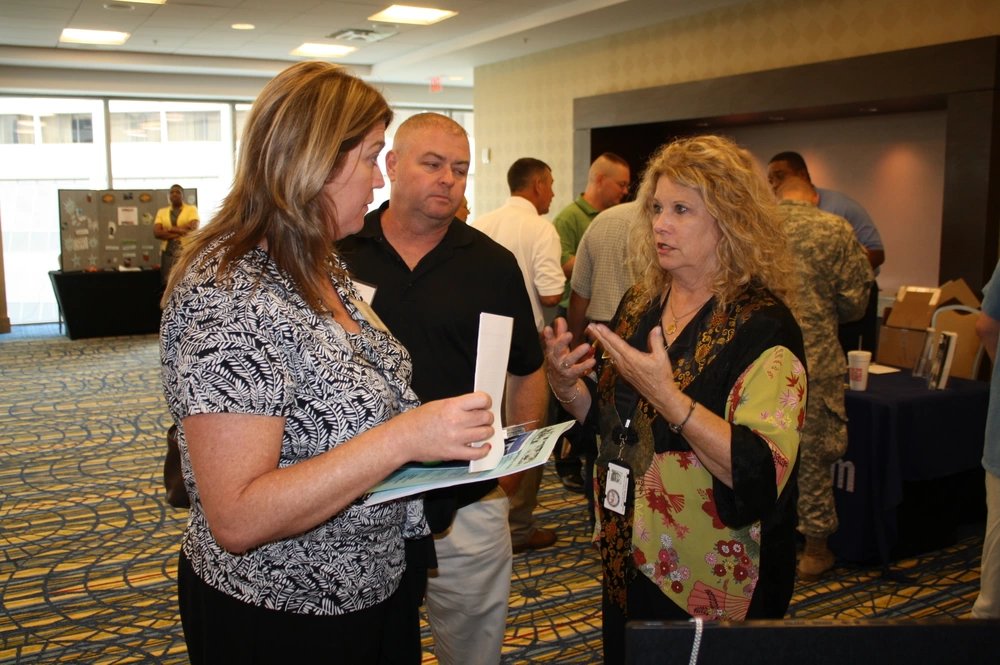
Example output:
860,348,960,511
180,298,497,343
49,270,162,340
828,371,989,564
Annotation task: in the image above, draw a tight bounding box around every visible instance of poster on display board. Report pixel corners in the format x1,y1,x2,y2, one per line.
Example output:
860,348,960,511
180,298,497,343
57,188,197,272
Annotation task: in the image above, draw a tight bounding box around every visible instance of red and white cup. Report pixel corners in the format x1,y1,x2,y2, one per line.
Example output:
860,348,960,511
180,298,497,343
848,350,872,391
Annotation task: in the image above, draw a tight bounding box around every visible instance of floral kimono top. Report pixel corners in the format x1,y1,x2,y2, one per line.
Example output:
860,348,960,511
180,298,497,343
590,283,806,621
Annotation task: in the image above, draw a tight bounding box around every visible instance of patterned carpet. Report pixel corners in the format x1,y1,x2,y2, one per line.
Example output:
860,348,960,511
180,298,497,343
0,330,986,664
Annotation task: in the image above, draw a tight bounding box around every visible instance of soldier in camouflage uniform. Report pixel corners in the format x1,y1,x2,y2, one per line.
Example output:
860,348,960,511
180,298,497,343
777,177,874,580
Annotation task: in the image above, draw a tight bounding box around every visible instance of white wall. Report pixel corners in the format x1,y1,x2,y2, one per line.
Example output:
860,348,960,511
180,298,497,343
727,110,947,297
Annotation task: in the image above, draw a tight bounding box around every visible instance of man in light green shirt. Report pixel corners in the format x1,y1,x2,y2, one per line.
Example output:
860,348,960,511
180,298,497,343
552,152,631,314
551,152,630,496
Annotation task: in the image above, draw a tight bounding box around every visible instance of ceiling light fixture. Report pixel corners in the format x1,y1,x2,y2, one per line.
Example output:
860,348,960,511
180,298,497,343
291,43,357,58
368,4,457,26
328,28,396,43
123,0,167,4
231,23,255,30
60,28,130,45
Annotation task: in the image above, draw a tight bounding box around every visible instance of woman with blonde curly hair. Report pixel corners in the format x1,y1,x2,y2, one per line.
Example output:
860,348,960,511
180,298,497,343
544,134,807,664
160,61,494,663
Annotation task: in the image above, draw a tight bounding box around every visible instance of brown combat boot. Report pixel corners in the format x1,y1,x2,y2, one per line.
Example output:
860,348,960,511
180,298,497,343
797,536,835,581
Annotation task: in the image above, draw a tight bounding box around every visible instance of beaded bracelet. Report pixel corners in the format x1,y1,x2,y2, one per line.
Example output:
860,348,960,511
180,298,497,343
668,397,697,435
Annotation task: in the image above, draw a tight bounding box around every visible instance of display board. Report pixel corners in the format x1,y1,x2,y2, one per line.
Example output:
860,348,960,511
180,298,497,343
57,188,197,272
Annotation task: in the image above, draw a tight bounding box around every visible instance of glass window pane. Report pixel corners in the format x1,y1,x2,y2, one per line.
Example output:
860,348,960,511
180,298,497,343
0,114,36,144
110,111,161,142
110,100,235,239
166,110,221,142
41,113,94,144
0,97,107,324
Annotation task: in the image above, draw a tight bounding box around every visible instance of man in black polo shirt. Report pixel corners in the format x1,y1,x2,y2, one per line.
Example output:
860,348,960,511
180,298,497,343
337,112,546,665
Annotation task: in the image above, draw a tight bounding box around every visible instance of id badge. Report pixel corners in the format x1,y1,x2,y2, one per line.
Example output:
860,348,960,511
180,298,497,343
603,461,630,515
350,298,389,333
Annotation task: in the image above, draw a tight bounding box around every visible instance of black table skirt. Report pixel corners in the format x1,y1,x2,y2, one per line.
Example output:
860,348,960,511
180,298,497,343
49,270,162,340
829,371,988,563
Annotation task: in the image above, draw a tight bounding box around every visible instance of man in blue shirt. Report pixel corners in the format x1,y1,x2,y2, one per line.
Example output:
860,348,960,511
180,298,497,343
767,151,885,356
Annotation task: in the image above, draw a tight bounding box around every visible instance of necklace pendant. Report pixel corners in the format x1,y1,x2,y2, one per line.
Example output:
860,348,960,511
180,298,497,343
665,321,677,335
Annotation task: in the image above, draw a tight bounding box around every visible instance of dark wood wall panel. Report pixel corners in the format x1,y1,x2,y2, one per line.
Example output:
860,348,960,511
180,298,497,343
942,89,1000,289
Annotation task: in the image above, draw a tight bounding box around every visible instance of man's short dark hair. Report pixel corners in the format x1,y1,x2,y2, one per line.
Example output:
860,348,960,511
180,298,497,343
768,151,809,175
597,152,630,170
507,158,550,193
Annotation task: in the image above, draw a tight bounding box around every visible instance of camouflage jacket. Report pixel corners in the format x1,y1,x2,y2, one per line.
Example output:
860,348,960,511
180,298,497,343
779,200,874,380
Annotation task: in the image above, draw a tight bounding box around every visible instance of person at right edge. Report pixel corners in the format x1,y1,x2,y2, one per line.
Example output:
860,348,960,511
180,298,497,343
972,258,1000,619
544,135,806,665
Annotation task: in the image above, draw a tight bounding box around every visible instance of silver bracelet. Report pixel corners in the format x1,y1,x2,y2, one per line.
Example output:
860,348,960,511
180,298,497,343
668,397,697,435
548,378,580,404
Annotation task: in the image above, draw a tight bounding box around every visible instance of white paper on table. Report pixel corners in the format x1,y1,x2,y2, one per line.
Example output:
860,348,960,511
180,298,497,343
469,312,513,472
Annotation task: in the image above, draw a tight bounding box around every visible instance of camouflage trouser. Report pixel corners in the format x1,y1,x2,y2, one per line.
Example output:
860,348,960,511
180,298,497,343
797,375,848,538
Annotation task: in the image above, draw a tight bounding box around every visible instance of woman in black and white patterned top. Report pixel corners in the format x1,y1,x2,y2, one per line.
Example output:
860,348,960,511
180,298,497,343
159,62,494,664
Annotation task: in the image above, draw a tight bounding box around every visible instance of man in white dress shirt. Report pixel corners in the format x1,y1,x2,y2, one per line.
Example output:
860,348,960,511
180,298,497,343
473,157,565,552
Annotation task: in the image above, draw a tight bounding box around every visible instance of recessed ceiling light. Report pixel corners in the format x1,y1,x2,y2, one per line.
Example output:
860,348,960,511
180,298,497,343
60,28,130,45
125,0,167,4
291,43,357,58
231,23,255,30
368,4,458,26
102,3,135,11
447,75,464,82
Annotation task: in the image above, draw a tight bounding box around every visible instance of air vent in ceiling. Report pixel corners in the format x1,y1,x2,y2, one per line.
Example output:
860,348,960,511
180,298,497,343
327,28,396,43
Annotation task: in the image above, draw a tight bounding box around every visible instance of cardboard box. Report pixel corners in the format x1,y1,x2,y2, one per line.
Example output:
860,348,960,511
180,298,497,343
883,279,981,330
884,287,939,330
877,325,929,369
877,279,981,369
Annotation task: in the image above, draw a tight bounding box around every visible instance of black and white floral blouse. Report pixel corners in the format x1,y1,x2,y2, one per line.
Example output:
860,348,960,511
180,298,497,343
160,241,425,615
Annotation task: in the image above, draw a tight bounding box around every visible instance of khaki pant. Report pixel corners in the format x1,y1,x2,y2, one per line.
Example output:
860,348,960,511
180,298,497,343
972,471,1000,618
